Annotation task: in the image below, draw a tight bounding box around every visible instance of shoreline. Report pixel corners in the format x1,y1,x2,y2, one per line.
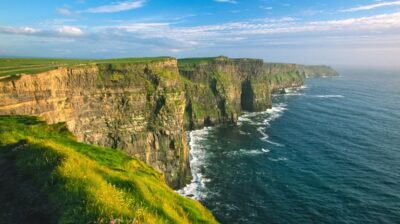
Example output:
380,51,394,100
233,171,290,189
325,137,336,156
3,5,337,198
176,85,307,200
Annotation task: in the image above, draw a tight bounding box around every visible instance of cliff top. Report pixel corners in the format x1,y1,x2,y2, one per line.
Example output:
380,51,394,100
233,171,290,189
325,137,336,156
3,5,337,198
0,115,217,223
0,57,175,77
178,56,263,66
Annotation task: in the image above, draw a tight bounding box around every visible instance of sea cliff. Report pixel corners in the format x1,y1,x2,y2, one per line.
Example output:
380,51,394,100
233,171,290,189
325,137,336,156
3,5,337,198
0,56,337,189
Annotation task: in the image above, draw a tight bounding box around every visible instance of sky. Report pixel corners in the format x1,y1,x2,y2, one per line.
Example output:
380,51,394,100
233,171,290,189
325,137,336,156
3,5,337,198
0,0,400,66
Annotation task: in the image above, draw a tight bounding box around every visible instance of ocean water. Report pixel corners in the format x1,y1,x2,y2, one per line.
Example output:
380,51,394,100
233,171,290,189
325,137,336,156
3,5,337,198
178,68,400,224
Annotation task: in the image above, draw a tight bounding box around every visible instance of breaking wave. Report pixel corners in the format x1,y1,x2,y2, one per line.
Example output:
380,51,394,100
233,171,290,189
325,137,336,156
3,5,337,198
177,127,212,200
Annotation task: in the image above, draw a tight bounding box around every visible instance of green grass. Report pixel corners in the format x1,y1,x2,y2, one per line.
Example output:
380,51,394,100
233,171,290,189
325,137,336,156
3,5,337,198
177,56,228,66
0,115,217,224
0,57,174,77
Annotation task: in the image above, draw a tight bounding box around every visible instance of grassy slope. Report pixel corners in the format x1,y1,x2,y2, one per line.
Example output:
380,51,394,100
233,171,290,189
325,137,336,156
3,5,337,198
0,116,217,224
0,57,174,77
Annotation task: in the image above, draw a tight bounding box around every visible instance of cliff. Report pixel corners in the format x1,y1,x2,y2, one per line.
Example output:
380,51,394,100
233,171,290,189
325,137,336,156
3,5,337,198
0,116,217,223
178,57,306,129
297,65,339,78
0,57,337,190
0,58,190,189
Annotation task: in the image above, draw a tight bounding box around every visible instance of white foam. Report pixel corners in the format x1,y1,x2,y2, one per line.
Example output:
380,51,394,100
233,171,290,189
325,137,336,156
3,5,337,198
237,116,251,125
284,93,302,96
258,127,285,147
257,127,269,139
239,130,251,136
264,103,287,122
282,85,307,96
227,148,270,157
177,128,212,200
268,157,288,162
313,95,344,98
262,139,285,147
261,148,270,153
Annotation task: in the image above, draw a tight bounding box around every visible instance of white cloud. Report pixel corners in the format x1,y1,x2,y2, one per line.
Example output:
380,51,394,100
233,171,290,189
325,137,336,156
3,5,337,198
84,0,145,13
214,0,237,4
260,6,272,10
56,7,73,16
56,26,84,36
341,1,400,12
0,26,39,34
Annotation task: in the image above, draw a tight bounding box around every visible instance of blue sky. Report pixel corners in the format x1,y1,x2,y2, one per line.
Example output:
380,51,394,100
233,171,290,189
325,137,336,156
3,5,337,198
1,0,400,66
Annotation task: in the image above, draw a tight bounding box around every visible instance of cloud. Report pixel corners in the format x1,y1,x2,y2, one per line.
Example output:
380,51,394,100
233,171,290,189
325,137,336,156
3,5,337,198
0,25,84,38
56,26,84,36
341,1,400,12
83,0,146,13
56,7,73,16
0,26,39,35
214,0,237,4
1,12,400,59
260,6,272,10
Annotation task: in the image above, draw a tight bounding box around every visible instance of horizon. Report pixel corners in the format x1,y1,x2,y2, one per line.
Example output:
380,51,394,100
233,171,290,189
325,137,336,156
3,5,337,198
1,0,399,67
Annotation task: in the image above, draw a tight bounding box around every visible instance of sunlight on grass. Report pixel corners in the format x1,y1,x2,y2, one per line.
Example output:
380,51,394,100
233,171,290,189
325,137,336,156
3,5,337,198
0,116,217,223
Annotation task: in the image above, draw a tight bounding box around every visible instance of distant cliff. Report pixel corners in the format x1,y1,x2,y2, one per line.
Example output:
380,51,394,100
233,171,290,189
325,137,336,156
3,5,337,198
298,65,339,78
0,56,337,189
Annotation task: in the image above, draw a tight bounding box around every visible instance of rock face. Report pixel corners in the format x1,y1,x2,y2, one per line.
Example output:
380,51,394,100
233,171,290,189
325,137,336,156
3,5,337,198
179,57,306,129
0,56,337,188
0,59,190,189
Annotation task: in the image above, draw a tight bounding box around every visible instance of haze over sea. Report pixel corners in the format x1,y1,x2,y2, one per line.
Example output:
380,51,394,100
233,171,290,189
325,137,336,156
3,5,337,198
179,67,400,223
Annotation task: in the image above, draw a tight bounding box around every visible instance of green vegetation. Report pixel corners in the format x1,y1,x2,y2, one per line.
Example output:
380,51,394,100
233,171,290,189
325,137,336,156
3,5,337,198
300,65,339,78
178,56,228,66
0,116,217,224
0,57,174,77
267,71,305,85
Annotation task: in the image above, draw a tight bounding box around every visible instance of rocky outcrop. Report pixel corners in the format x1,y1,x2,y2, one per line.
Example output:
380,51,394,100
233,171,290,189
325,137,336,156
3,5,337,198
0,56,337,189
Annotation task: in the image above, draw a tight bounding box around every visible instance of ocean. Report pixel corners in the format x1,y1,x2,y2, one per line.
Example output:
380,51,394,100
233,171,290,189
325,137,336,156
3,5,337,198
178,68,400,224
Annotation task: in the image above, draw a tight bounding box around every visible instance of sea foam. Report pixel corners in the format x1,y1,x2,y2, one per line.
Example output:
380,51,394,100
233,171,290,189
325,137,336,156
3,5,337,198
177,127,212,200
313,95,344,98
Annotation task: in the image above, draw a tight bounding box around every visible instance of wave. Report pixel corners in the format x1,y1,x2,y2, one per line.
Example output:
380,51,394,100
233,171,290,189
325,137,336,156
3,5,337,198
313,95,344,98
177,128,212,200
261,148,270,153
226,148,270,157
285,85,307,93
239,130,251,136
239,103,288,126
262,138,285,147
268,157,288,162
257,127,285,147
264,103,287,123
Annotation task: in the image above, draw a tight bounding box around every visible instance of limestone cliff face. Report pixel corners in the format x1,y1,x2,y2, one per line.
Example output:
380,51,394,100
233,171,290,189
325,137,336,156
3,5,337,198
0,59,190,189
178,57,306,129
